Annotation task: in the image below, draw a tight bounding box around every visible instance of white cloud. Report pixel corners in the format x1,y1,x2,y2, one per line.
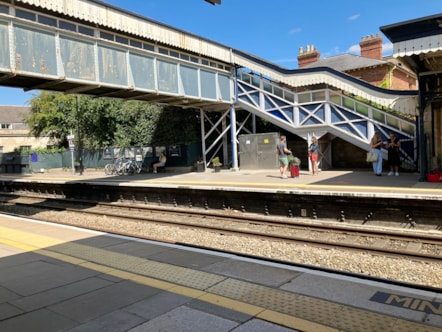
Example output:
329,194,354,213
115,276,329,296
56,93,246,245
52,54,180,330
345,42,393,56
322,46,341,58
348,44,360,54
348,14,360,21
382,42,393,55
289,27,302,34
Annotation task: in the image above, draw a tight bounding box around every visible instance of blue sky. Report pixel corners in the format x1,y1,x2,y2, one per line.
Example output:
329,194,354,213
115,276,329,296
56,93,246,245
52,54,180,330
1,0,441,105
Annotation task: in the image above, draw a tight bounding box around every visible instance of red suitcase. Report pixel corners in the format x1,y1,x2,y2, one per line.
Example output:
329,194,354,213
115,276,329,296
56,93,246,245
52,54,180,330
427,173,440,182
290,164,299,178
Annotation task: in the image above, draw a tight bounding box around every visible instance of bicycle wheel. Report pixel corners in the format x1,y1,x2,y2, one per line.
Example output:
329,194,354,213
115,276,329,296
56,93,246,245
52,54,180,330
117,164,125,175
104,164,115,175
126,162,135,175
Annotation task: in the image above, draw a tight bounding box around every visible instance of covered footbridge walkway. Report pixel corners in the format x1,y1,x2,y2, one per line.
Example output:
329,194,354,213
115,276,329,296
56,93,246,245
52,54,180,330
0,0,418,170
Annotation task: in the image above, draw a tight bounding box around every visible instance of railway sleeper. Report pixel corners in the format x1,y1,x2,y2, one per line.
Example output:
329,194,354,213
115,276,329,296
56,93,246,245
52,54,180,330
0,181,441,228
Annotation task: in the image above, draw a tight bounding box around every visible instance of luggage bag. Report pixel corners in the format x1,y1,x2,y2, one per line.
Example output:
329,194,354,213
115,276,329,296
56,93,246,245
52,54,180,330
290,164,299,178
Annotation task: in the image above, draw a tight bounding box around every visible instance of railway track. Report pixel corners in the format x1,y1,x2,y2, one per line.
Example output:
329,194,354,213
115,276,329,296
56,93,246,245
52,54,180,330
1,193,441,263
2,179,441,224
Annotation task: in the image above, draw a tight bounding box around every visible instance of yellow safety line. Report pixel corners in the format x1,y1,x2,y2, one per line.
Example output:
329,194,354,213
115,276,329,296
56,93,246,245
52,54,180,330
146,179,441,194
0,225,338,332
1,224,438,331
3,174,441,195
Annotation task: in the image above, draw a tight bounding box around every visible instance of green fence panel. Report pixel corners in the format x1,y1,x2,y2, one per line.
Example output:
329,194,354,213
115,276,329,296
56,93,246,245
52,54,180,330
82,150,106,168
1,144,202,173
30,153,63,170
61,151,74,169
165,143,202,167
0,153,30,173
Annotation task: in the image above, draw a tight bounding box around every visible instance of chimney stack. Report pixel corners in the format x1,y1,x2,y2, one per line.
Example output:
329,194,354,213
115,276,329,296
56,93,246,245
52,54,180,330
297,45,320,68
359,34,383,60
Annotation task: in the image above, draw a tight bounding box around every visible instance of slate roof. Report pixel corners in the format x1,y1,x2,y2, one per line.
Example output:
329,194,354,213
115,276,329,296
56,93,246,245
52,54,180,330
301,53,387,72
0,106,30,123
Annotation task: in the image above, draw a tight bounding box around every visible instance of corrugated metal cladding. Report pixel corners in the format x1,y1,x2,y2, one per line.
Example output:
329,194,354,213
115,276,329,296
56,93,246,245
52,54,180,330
14,0,417,113
393,35,442,57
16,0,232,62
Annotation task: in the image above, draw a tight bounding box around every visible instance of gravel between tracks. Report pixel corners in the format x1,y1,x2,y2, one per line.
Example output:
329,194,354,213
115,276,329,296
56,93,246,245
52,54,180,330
10,207,442,289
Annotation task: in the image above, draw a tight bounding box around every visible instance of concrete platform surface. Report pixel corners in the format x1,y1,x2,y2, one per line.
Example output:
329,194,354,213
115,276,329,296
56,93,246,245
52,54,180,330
3,167,442,199
0,215,441,332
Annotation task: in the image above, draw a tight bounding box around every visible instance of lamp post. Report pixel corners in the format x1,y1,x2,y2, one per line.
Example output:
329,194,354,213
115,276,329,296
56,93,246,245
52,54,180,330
76,95,84,175
67,131,75,175
59,101,75,175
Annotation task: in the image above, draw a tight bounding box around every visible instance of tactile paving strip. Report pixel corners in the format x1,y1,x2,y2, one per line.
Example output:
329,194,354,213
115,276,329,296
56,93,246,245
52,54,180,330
51,242,226,290
207,278,440,332
3,229,438,332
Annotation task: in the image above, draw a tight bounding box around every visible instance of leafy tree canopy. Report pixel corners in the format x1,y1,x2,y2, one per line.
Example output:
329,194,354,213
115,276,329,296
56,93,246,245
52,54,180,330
25,92,201,150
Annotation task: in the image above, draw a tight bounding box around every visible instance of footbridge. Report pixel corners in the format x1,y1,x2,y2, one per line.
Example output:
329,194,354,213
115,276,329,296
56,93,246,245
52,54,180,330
235,65,417,170
0,0,418,170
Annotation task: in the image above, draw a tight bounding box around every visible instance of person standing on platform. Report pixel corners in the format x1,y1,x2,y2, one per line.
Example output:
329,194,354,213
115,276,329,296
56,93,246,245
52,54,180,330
276,135,291,179
370,132,383,176
309,136,319,176
386,132,401,176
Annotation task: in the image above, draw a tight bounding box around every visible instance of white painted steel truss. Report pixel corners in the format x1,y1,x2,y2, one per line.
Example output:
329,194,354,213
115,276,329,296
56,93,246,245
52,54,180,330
199,107,255,169
232,71,417,170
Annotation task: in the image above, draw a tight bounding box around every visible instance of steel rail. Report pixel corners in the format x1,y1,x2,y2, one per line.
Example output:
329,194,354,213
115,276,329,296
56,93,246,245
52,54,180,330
1,195,441,264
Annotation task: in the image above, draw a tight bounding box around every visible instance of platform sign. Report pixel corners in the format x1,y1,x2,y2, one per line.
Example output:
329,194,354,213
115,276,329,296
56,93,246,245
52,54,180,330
134,147,143,162
67,134,75,151
103,148,113,160
169,145,181,157
370,291,442,315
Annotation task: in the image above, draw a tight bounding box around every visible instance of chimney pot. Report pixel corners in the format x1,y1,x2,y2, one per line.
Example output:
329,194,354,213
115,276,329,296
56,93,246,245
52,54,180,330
297,44,320,68
359,34,383,60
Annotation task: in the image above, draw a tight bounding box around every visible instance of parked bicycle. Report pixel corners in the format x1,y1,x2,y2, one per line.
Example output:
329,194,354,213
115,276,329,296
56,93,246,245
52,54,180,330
104,158,142,175
124,159,142,175
104,157,122,175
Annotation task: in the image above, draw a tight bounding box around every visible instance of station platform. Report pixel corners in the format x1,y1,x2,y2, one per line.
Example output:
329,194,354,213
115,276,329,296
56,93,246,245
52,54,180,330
2,167,442,199
1,215,441,332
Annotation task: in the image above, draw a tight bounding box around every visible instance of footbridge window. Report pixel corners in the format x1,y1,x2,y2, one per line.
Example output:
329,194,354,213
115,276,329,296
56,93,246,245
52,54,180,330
98,45,128,85
180,65,199,97
6,2,231,74
60,36,96,81
0,4,8,14
0,22,8,68
15,9,36,22
157,60,178,93
60,20,76,33
201,70,217,99
129,53,155,90
14,25,57,75
38,15,56,28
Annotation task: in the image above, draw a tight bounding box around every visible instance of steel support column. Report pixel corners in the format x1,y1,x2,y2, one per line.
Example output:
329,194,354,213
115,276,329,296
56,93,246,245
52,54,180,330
417,106,427,181
417,74,428,181
230,104,239,171
199,108,207,167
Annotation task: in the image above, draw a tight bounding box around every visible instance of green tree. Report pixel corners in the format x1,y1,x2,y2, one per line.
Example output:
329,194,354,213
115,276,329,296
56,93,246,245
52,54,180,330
25,92,120,149
25,92,202,150
26,91,73,146
78,96,123,149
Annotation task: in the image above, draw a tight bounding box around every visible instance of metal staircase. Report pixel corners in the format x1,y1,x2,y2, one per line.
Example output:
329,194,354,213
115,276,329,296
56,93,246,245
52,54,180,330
235,69,417,170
